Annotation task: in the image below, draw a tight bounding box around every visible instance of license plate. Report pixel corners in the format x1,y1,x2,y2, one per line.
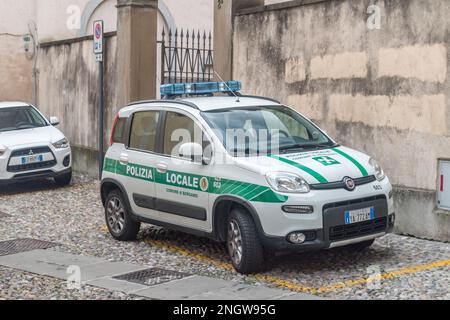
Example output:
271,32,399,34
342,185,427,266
21,155,44,165
344,207,375,225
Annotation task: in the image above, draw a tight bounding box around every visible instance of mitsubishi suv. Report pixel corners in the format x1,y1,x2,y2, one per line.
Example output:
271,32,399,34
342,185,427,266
0,102,72,187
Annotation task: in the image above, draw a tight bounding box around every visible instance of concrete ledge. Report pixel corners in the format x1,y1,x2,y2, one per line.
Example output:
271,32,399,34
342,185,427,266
40,32,117,48
71,145,101,178
393,186,450,242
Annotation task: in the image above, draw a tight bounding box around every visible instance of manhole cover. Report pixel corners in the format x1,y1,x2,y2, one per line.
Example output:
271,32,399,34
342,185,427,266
0,211,10,218
114,268,190,287
0,238,59,256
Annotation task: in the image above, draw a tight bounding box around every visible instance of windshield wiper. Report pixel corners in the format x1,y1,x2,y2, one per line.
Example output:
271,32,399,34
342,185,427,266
301,143,335,150
279,144,306,152
279,143,335,153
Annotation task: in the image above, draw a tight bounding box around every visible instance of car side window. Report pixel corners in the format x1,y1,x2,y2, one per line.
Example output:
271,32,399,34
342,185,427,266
163,111,203,157
129,111,160,152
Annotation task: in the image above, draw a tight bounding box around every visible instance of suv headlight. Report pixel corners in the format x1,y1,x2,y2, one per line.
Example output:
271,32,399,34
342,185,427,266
369,158,385,181
53,138,70,149
266,172,310,193
0,144,6,156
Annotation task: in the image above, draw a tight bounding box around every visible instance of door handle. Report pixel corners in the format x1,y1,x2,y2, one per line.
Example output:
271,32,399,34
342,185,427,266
119,153,129,165
156,163,168,174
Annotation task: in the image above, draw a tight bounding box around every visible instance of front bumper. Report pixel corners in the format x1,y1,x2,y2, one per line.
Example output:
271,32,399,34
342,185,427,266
253,177,395,252
0,168,72,185
261,213,395,252
0,144,72,184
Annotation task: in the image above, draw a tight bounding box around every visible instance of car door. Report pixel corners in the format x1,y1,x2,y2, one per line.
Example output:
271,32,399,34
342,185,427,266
120,109,161,217
153,110,212,231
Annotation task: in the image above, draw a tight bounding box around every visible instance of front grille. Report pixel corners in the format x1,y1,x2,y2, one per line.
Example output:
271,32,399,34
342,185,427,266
8,160,57,173
323,195,386,211
10,146,52,157
329,217,387,242
310,175,377,190
7,146,56,173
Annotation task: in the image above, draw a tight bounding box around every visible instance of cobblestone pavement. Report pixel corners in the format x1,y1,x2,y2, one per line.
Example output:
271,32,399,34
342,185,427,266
0,175,449,300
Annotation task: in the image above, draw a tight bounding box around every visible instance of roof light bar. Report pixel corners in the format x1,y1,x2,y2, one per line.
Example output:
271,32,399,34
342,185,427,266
160,81,242,98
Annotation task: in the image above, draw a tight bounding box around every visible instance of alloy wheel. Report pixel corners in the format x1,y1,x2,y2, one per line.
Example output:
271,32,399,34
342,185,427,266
106,196,126,235
227,219,243,266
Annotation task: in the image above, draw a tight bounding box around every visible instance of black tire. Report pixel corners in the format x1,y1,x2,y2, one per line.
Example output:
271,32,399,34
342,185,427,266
226,208,264,274
105,189,140,241
54,170,72,187
348,239,375,251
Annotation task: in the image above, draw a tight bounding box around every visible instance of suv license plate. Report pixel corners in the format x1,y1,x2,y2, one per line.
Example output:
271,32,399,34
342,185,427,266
344,207,375,225
21,155,44,165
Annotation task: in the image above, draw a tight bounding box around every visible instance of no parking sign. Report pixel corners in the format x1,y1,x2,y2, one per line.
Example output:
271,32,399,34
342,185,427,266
93,20,105,178
93,20,104,61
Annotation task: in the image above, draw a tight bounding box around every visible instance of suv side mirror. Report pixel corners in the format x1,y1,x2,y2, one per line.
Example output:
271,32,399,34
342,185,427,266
179,142,205,164
49,116,60,126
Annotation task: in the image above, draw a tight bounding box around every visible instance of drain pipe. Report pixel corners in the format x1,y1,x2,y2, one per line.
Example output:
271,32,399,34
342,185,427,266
28,20,39,106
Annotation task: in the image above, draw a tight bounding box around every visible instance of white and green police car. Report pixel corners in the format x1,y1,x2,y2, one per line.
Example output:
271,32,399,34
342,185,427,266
101,81,395,274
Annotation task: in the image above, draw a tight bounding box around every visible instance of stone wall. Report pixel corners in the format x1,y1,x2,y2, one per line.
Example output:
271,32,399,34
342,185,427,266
36,34,118,176
233,0,450,241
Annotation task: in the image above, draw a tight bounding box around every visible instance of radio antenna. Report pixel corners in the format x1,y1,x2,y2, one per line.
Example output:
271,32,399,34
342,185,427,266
214,70,240,103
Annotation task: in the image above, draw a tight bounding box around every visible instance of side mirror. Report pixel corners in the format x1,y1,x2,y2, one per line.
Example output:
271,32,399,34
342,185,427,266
49,116,60,126
179,142,205,164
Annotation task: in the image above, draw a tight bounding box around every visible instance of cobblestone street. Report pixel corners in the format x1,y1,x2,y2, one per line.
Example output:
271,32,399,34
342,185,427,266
1,175,449,300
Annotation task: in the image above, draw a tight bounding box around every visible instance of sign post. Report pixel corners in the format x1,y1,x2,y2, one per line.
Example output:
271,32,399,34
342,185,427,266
94,20,104,179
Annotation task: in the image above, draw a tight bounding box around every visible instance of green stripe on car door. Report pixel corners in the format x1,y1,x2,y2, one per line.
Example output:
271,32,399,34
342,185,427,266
268,154,328,183
103,157,288,203
332,148,368,177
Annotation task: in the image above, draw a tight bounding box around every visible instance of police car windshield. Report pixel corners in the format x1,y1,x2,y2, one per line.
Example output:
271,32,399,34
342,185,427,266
0,106,48,132
202,106,335,156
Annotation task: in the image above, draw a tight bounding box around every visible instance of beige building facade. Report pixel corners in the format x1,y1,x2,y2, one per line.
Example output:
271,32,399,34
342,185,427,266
233,0,450,241
0,0,214,103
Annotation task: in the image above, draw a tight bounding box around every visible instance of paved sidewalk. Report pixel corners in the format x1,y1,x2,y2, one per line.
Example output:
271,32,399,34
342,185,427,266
0,248,317,300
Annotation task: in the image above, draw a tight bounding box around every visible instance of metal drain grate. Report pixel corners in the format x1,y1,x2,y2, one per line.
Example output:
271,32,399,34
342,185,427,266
114,268,190,287
0,211,10,218
0,238,59,256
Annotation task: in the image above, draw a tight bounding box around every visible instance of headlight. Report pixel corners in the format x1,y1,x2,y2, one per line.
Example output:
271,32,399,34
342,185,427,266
53,138,70,149
369,158,385,181
0,145,6,156
266,172,310,193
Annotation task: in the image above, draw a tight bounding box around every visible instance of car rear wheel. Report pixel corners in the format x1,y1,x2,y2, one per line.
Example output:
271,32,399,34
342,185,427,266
105,190,140,241
227,208,264,274
54,170,72,187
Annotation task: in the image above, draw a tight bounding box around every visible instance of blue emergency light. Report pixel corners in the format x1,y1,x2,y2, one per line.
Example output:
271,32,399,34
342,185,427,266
160,81,242,98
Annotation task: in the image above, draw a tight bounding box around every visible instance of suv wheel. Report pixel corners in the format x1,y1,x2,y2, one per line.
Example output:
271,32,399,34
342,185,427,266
105,190,140,241
227,208,264,274
54,170,72,187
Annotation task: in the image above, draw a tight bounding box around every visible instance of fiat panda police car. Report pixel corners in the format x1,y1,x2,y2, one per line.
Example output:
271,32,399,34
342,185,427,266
101,81,395,274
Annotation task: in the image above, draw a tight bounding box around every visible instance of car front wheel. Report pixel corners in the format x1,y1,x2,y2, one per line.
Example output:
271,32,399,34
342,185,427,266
227,208,264,274
105,190,140,241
